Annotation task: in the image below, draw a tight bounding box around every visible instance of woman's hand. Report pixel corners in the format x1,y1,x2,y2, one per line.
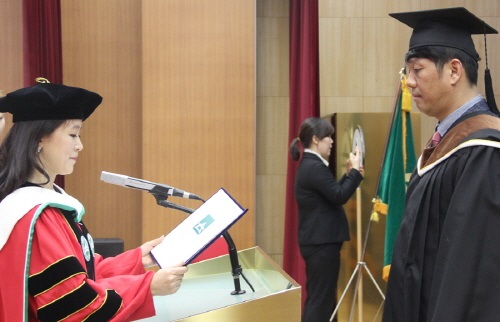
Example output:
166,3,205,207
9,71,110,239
141,235,165,268
150,262,189,296
347,147,364,176
347,147,361,171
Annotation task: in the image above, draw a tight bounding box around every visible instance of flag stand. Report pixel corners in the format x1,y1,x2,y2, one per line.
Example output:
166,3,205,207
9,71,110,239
330,187,385,322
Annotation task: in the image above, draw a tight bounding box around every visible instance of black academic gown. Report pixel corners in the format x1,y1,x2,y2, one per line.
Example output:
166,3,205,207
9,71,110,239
383,111,500,322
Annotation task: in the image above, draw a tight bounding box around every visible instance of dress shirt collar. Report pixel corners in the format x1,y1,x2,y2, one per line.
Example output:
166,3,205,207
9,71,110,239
304,149,329,167
435,94,483,136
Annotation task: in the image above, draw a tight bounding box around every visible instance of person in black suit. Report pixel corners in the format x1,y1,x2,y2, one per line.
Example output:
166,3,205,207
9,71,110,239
290,117,363,322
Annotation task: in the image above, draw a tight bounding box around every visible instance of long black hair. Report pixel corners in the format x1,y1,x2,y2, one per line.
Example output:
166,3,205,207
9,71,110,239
0,119,66,201
289,117,334,161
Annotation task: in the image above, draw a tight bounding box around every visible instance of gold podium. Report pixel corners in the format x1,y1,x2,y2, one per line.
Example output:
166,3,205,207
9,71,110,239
137,246,301,321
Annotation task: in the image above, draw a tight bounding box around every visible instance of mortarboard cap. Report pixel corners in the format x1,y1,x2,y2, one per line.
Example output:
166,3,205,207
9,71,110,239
0,78,102,123
389,7,498,61
390,7,499,115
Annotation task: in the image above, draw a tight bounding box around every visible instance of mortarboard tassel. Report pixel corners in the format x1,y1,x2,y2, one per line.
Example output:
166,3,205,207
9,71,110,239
484,68,499,115
484,27,499,115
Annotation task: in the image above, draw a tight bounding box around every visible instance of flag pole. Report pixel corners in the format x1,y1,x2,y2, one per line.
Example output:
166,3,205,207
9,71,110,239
372,69,405,195
356,187,363,321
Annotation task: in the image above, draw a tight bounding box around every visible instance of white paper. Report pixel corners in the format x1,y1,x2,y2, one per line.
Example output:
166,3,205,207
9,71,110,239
150,188,247,268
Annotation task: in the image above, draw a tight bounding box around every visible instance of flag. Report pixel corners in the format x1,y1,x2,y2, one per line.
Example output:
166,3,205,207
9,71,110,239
373,71,417,281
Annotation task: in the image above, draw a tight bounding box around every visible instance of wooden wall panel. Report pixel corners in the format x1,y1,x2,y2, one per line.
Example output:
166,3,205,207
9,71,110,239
141,1,256,249
255,0,289,265
61,0,143,249
0,0,23,137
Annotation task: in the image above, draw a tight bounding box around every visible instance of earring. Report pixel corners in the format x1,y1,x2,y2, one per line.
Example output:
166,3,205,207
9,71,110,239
37,146,42,153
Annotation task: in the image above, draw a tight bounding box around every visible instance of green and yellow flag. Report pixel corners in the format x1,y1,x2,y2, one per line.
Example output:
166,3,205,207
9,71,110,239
373,72,417,281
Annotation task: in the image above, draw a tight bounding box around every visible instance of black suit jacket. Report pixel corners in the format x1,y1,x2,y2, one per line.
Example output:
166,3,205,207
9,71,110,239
294,153,363,246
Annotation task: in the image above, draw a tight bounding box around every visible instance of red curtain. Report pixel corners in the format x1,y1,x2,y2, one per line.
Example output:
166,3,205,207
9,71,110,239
283,0,320,306
23,0,64,188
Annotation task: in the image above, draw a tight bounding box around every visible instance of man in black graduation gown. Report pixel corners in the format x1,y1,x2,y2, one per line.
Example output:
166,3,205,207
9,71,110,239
383,7,500,322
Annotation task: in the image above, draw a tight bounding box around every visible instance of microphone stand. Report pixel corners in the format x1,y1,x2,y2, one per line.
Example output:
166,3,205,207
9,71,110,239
149,189,254,295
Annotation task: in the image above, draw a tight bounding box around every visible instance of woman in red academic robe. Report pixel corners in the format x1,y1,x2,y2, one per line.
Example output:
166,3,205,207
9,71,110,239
0,79,188,322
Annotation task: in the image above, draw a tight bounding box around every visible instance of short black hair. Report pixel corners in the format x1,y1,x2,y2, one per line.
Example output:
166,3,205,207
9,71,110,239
405,46,479,85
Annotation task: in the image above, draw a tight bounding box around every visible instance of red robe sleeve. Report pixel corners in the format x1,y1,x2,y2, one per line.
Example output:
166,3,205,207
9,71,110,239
94,248,147,279
28,207,156,322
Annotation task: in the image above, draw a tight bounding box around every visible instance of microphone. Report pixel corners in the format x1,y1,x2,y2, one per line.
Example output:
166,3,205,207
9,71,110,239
100,171,203,201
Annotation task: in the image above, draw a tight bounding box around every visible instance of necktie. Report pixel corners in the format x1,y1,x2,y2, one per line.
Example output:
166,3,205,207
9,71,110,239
431,131,441,147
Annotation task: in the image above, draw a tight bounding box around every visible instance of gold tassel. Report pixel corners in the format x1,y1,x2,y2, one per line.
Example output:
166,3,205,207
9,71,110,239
371,198,388,222
400,72,412,113
383,265,391,282
399,69,411,168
